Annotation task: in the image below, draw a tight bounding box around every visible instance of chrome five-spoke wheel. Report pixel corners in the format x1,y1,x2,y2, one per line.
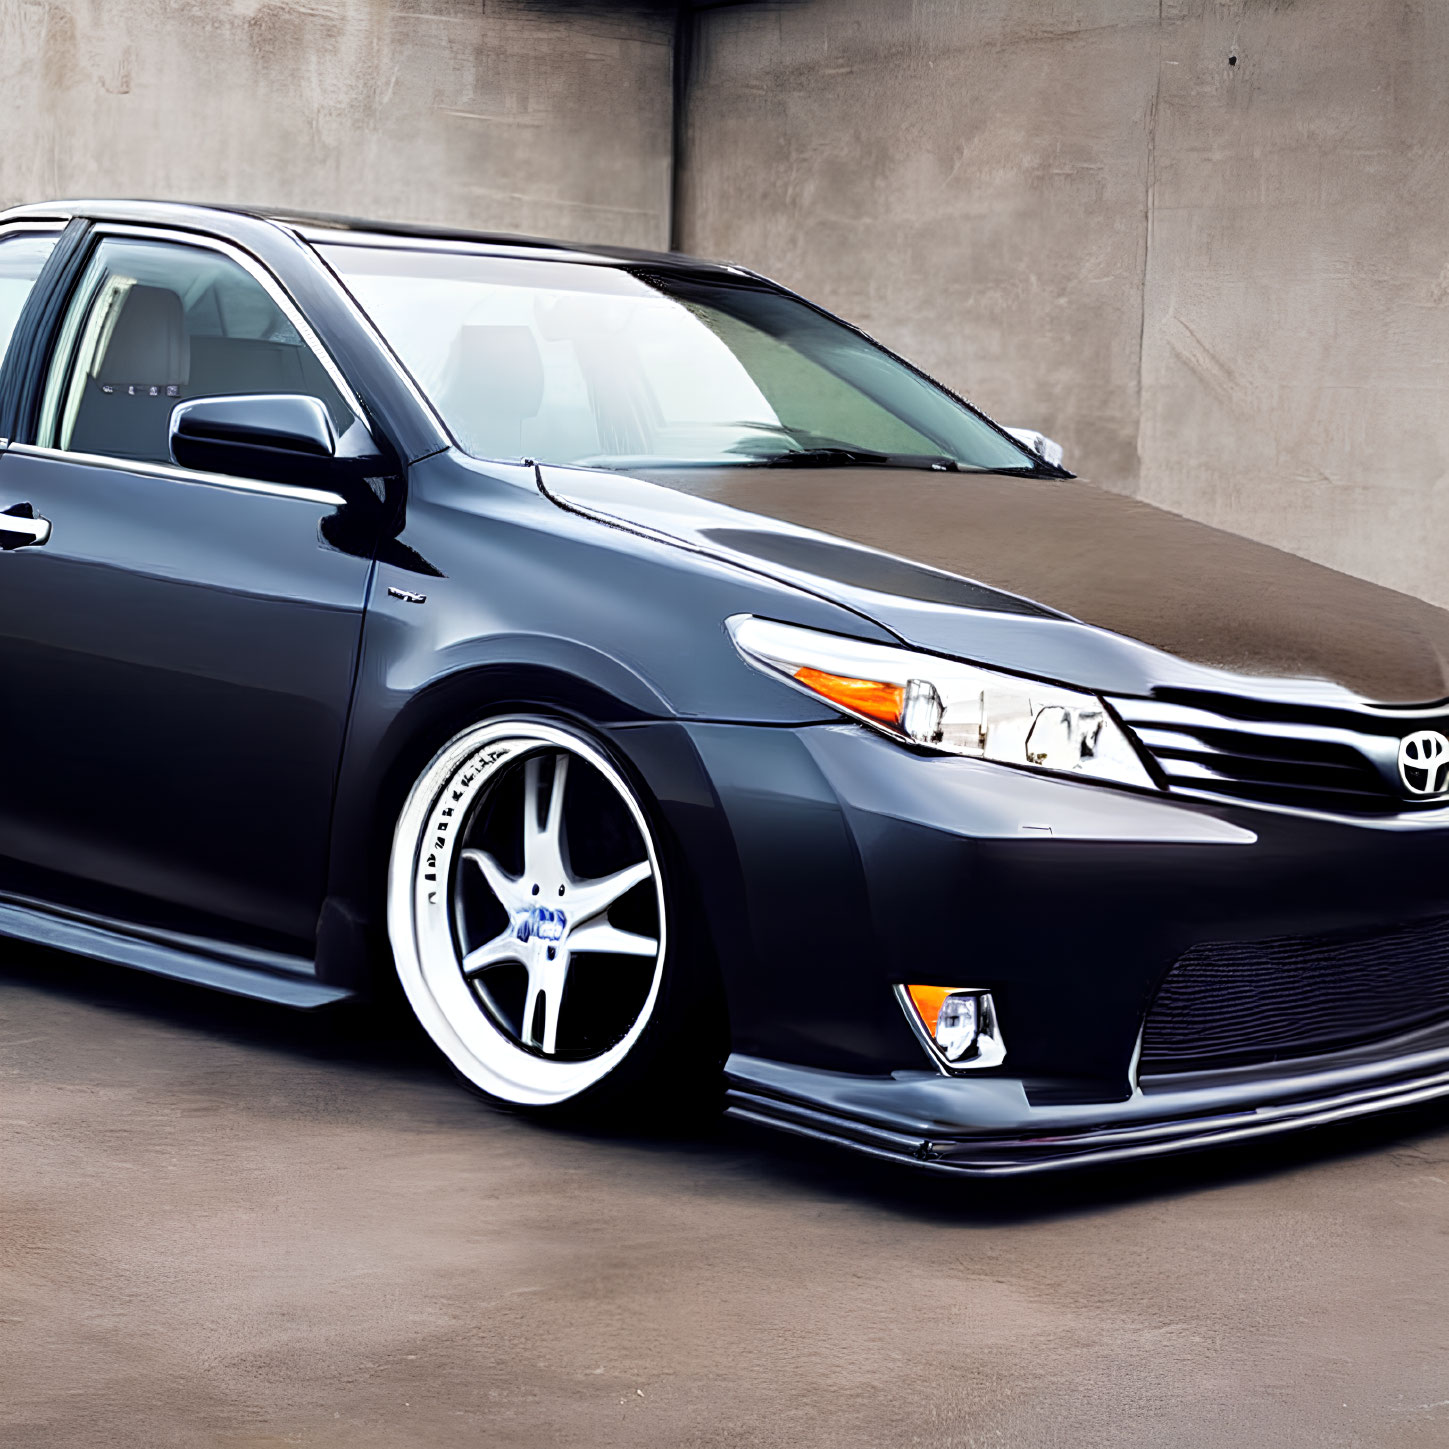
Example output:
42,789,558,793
388,720,668,1108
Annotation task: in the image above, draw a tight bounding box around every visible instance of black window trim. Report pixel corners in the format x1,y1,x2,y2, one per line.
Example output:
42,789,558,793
0,216,85,446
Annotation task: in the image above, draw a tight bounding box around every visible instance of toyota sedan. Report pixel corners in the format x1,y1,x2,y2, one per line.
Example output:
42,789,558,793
3,198,1448,1175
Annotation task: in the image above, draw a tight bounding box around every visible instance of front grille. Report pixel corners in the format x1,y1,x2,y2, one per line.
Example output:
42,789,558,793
1110,689,1449,815
1139,914,1449,1075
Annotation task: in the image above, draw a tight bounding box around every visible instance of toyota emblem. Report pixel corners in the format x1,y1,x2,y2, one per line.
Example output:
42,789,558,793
1398,730,1449,795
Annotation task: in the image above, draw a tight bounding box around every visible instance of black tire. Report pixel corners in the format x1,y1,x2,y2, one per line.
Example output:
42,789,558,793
387,715,726,1123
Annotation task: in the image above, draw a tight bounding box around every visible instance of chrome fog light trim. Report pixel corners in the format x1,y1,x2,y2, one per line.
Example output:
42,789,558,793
896,985,1007,1073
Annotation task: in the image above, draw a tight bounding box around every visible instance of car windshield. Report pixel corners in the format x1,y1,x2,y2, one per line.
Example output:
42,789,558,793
319,243,1037,474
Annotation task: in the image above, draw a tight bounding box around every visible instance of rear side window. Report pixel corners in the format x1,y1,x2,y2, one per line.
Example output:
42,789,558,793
0,230,59,379
38,236,353,468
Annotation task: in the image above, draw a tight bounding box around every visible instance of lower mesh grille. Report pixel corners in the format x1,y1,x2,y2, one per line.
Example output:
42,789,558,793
1140,914,1449,1075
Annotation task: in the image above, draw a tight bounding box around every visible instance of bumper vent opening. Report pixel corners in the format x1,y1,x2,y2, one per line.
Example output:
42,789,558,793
1140,913,1449,1076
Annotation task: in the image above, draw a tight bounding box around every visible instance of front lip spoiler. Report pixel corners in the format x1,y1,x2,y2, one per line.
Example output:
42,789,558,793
723,1055,1449,1176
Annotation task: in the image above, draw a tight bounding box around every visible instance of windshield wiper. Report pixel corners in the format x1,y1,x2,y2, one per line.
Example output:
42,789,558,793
746,446,967,469
753,446,891,467
739,448,1057,476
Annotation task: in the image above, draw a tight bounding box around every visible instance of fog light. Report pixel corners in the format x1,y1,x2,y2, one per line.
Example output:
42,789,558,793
898,985,1006,1071
935,993,980,1059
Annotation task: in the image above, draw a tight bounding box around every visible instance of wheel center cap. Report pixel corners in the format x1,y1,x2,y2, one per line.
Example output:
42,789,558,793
514,905,567,943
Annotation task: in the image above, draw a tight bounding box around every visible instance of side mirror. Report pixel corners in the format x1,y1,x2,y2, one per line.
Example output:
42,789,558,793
1003,427,1065,471
169,393,382,489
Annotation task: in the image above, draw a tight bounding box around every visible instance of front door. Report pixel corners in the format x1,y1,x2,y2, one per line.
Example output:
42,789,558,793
0,231,376,949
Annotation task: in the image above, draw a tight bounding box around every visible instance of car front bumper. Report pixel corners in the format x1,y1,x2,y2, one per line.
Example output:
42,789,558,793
646,719,1449,1172
724,1032,1449,1175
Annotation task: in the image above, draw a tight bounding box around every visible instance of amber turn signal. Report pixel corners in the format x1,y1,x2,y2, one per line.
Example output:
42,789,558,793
903,985,990,1063
905,983,954,1038
793,666,904,727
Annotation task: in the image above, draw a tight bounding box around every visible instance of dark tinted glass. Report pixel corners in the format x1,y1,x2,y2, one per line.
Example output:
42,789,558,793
43,237,352,467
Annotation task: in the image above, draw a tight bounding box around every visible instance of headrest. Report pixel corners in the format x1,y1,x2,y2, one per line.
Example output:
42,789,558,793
445,324,545,418
95,284,190,387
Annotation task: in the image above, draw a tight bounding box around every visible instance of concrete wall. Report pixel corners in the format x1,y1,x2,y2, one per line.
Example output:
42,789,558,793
680,0,1449,609
5,0,1445,608
0,0,674,248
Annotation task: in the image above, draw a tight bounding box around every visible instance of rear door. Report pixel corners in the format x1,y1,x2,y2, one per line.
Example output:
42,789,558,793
0,227,378,949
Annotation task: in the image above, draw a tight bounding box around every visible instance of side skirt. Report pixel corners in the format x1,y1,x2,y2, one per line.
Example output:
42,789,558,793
0,893,353,1009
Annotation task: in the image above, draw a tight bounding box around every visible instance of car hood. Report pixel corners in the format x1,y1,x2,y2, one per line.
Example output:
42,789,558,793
537,463,1449,705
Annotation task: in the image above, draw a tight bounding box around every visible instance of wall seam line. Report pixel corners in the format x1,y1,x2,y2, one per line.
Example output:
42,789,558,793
1135,0,1164,499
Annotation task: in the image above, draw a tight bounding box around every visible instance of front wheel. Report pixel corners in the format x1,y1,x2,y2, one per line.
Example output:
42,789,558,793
388,717,702,1112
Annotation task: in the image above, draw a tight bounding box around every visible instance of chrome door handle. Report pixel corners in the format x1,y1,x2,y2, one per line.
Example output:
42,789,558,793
0,503,50,549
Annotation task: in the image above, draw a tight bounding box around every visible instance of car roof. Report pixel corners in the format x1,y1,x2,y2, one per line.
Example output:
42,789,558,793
0,197,747,279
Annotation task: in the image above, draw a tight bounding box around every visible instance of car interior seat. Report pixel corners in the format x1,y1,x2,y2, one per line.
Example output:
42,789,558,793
67,284,190,466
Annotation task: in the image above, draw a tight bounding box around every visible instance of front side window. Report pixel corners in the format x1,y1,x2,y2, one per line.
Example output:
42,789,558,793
321,244,1034,474
0,230,59,379
40,237,352,467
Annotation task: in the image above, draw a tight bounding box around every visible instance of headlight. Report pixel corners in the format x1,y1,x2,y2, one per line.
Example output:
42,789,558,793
728,615,1156,790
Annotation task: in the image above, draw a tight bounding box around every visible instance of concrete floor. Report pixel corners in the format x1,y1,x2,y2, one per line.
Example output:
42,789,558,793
5,947,1449,1448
